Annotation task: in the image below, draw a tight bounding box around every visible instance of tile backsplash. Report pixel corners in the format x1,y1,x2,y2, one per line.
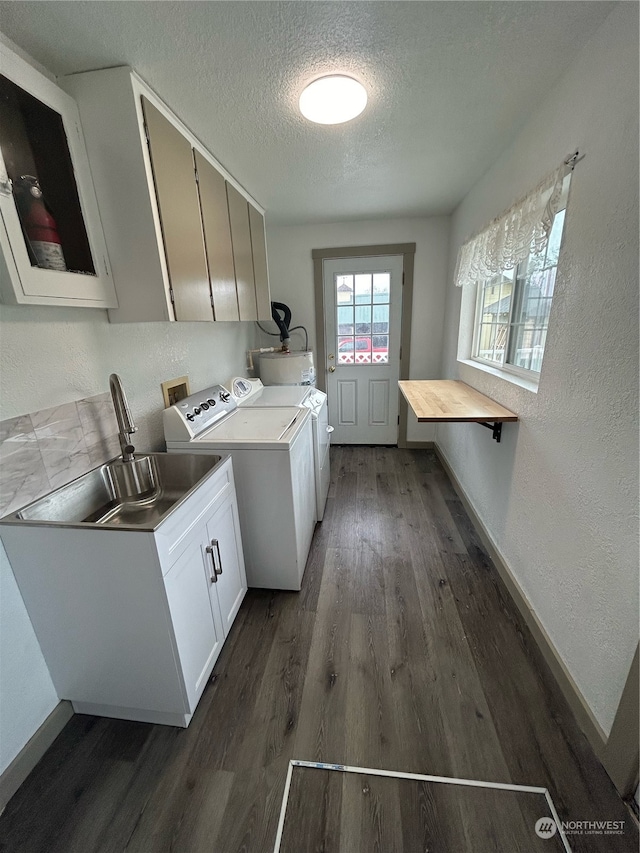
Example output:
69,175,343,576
0,393,120,518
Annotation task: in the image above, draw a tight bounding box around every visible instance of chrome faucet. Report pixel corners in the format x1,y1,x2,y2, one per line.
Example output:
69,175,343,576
109,373,138,462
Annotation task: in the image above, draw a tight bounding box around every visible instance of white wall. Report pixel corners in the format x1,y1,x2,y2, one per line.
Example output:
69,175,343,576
0,304,253,772
0,307,253,447
439,3,639,735
265,217,450,442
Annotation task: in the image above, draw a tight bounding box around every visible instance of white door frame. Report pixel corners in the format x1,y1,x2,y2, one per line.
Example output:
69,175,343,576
312,243,416,447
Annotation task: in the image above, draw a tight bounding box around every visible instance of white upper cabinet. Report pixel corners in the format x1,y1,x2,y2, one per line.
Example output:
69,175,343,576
248,203,272,322
140,96,213,322
0,42,117,308
193,149,238,321
226,180,258,321
63,66,271,323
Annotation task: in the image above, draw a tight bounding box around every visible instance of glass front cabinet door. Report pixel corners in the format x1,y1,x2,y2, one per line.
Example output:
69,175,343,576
0,42,117,307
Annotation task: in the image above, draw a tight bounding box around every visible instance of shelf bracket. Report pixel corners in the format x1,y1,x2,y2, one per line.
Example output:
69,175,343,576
478,421,503,443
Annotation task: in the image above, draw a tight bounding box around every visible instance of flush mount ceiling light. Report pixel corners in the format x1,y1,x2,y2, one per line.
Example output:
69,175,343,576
299,75,368,125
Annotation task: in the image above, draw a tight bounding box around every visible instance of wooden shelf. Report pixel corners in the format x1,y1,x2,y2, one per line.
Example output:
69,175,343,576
399,380,518,442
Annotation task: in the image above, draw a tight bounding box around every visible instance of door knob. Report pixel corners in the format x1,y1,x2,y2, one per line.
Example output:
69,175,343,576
328,366,336,373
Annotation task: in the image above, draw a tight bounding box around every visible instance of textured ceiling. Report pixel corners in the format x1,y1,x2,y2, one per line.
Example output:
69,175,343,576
0,1,616,224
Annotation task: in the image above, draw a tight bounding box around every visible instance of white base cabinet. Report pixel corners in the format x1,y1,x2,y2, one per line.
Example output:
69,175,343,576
0,456,246,727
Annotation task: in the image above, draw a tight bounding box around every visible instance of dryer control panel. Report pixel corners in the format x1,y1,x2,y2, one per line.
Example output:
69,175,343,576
163,385,237,441
228,376,263,403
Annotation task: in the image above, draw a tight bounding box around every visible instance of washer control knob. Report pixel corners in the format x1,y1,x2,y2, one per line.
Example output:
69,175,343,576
220,391,230,402
193,407,201,415
186,413,195,422
207,398,216,406
200,402,209,411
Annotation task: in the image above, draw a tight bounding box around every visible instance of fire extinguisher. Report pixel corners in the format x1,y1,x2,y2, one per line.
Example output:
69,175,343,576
15,175,67,271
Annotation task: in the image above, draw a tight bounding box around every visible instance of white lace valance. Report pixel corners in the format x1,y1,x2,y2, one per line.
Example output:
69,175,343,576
454,164,568,288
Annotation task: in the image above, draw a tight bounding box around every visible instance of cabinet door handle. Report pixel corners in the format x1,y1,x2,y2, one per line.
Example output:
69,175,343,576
211,539,223,575
205,544,218,583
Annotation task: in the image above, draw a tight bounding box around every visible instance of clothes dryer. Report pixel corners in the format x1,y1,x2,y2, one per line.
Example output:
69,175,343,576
226,377,332,520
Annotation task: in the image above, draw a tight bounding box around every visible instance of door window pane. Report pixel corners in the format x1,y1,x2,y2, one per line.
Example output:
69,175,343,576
373,303,389,333
337,305,354,335
355,304,371,334
373,272,390,303
354,273,372,300
336,274,353,304
338,336,355,363
355,337,372,363
373,334,389,363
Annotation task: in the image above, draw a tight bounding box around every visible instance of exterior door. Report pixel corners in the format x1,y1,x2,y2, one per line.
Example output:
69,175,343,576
323,255,403,444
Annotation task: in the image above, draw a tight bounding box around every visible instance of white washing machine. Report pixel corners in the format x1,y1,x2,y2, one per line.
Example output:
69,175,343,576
226,377,332,521
164,385,316,591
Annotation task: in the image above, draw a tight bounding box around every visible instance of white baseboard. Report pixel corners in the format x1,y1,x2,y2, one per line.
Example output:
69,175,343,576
0,700,73,813
399,440,435,450
433,443,607,756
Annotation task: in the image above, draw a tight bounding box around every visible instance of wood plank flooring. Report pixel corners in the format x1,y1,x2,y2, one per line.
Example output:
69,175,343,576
0,447,636,853
279,767,567,853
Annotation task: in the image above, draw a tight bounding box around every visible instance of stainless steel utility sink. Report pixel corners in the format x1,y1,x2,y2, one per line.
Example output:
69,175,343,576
3,453,224,531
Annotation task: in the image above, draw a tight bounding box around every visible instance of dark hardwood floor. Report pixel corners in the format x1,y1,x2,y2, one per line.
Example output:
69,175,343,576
279,766,568,852
0,447,636,852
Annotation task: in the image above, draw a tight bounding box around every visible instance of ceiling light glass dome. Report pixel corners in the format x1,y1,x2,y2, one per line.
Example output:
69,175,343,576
299,75,368,125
